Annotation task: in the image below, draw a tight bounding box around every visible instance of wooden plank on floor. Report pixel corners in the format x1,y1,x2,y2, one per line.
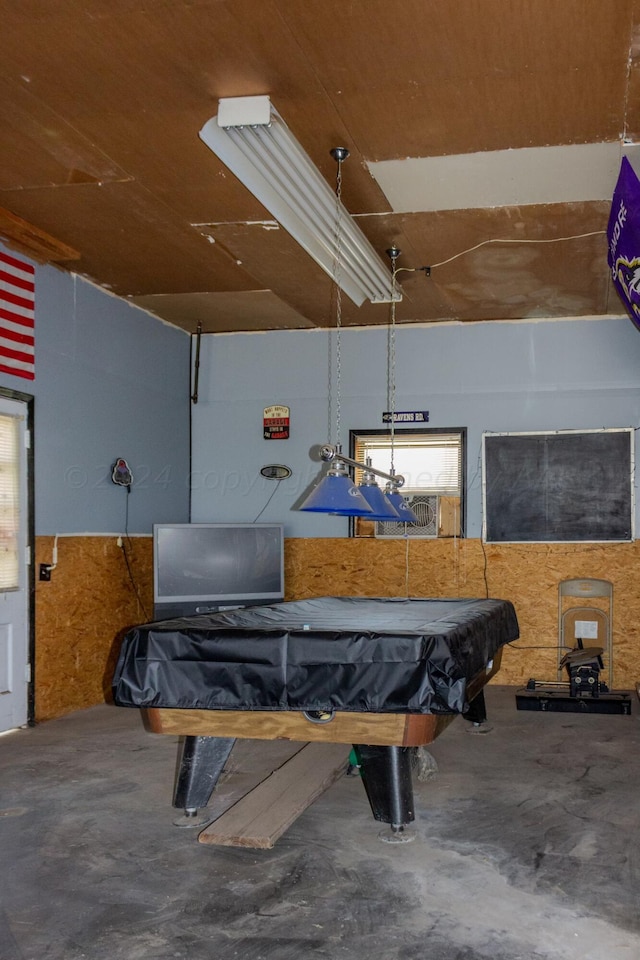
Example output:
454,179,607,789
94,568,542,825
203,739,307,822
198,742,350,849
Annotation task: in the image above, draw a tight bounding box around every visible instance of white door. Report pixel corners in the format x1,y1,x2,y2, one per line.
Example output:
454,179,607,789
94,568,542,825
0,396,30,732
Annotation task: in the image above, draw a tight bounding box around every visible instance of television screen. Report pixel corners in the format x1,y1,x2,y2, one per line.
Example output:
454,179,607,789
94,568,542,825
153,523,284,619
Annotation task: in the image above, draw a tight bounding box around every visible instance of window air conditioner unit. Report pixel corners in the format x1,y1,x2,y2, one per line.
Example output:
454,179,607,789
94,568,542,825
375,494,439,538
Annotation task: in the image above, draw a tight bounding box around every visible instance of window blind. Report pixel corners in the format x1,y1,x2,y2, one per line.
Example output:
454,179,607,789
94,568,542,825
354,433,462,495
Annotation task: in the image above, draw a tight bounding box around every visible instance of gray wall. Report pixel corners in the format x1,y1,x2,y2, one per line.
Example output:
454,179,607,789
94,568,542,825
11,242,637,543
0,243,191,535
190,318,640,538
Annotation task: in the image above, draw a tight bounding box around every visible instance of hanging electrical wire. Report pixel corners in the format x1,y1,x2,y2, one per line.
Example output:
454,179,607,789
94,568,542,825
426,230,606,271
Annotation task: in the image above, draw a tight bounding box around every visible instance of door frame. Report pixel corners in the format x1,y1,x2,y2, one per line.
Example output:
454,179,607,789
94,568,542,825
0,386,35,724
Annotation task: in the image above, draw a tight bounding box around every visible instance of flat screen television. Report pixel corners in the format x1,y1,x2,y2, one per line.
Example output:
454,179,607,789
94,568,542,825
153,522,285,619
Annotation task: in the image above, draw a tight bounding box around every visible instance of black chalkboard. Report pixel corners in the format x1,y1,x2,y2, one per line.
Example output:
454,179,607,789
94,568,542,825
483,430,633,542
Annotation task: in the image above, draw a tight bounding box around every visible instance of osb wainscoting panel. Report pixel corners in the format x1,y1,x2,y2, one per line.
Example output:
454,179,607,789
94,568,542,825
34,536,640,722
35,536,153,721
284,538,640,688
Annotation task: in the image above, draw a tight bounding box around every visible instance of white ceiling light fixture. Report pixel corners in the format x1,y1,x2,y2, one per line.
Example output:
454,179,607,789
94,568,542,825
199,95,401,307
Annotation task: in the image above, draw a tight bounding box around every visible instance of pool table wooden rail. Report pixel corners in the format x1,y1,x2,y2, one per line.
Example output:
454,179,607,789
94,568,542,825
141,648,501,747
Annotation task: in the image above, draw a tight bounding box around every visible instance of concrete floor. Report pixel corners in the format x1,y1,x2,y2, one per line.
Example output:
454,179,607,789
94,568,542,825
1,686,639,960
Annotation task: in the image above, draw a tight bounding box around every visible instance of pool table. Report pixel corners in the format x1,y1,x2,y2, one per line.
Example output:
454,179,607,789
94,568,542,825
113,596,519,836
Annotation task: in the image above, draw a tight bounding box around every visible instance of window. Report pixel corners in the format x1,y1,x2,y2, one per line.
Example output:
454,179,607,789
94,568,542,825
0,414,20,589
350,428,466,538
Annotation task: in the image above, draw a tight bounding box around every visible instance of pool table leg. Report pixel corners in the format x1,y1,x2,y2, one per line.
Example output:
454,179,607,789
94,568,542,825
463,689,487,725
173,735,236,818
354,744,415,834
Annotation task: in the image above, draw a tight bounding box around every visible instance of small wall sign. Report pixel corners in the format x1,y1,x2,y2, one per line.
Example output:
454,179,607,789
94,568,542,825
382,411,429,424
263,404,290,439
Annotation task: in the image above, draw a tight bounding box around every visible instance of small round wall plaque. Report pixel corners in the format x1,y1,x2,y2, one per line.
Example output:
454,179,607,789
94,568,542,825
260,464,292,480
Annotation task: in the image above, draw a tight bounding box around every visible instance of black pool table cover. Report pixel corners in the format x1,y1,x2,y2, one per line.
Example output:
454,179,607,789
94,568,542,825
112,596,519,715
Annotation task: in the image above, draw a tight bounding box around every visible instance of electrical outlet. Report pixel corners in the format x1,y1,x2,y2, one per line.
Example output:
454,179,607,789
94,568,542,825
39,563,51,582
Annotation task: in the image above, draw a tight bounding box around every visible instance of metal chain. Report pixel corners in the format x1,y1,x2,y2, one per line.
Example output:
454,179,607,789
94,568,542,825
327,326,333,445
388,251,399,475
333,154,345,450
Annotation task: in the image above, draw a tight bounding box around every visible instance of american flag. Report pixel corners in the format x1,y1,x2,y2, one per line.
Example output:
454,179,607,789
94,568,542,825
0,251,35,381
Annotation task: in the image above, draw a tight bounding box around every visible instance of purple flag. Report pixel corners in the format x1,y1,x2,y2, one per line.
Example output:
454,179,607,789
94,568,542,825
608,156,640,330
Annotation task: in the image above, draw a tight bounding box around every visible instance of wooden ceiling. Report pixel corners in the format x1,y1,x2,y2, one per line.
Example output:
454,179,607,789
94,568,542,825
1,0,639,333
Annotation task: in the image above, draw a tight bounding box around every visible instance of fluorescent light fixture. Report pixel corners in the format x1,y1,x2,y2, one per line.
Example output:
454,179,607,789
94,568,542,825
199,96,401,307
